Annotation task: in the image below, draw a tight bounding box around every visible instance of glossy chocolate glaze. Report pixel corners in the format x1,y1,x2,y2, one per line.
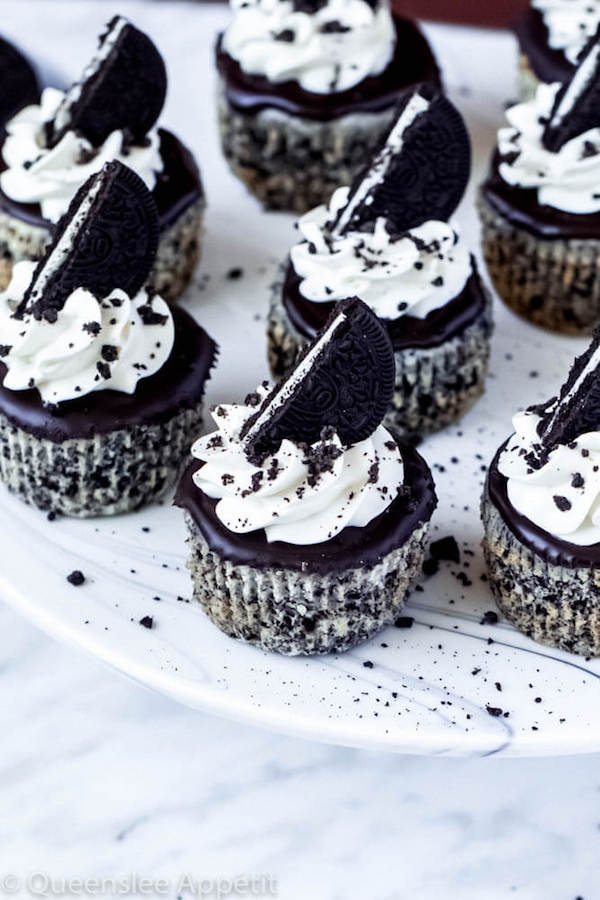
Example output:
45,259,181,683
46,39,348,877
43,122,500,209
0,128,203,233
176,440,436,574
488,443,600,569
0,306,216,442
514,6,575,84
482,152,600,240
215,16,441,121
281,256,488,350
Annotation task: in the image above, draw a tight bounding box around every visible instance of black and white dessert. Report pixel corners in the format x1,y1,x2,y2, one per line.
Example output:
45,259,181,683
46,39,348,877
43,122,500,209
176,296,436,655
483,329,600,656
0,160,216,517
216,0,440,212
0,16,205,301
480,30,600,334
269,84,492,438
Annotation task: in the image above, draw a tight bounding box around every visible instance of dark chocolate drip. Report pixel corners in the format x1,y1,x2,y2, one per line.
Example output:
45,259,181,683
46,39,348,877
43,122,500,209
0,307,216,442
175,440,437,575
514,7,576,84
281,257,489,350
482,152,600,240
0,129,203,233
488,445,600,569
215,16,441,121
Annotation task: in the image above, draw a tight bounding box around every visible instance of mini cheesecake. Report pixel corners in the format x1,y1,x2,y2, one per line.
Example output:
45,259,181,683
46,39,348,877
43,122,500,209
0,161,216,517
176,297,436,655
483,328,600,656
480,32,600,335
515,0,600,100
216,0,440,213
269,84,492,438
0,17,205,302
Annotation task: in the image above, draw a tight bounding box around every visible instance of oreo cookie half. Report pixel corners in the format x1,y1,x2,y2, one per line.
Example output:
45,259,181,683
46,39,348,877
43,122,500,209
46,16,167,148
331,83,471,236
543,28,600,152
536,328,600,449
18,160,159,322
242,297,395,462
0,35,39,126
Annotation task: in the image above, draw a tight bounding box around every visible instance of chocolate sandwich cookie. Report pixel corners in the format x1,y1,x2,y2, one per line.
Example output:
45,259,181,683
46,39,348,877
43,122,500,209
0,160,216,517
216,0,440,213
269,84,492,439
0,17,205,302
176,297,436,656
479,31,600,335
483,329,600,656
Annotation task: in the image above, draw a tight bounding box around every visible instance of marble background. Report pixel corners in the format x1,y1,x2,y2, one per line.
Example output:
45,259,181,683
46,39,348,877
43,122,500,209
0,2,599,898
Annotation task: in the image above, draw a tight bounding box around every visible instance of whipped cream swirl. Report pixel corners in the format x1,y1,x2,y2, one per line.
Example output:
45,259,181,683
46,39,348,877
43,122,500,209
191,385,404,544
532,0,600,65
290,187,471,319
1,88,163,224
499,410,600,545
222,0,396,94
498,82,600,214
0,261,174,404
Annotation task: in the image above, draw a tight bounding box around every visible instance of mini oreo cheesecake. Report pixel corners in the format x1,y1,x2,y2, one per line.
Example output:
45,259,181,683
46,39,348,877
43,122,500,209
176,297,436,655
269,84,492,438
0,16,205,302
216,0,440,213
483,330,600,656
0,35,39,127
0,161,216,517
515,0,600,100
480,32,600,335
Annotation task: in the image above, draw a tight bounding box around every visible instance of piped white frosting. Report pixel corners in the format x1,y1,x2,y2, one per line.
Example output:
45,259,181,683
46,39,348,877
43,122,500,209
497,81,600,214
191,384,404,545
532,0,600,65
0,261,174,404
221,0,396,94
290,186,471,320
0,87,163,224
499,410,600,545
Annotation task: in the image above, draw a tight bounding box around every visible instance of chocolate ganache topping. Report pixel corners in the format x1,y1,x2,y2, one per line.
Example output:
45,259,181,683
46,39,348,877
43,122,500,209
216,2,440,121
284,84,487,348
490,327,600,567
176,297,436,567
516,1,600,84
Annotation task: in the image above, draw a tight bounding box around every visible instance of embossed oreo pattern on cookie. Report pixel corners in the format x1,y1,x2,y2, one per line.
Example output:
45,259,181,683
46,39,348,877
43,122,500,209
242,297,395,461
20,161,159,323
46,16,167,148
332,85,471,235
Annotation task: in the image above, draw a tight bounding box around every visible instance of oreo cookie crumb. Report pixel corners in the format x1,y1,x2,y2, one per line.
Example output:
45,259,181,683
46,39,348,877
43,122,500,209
139,615,154,629
480,610,499,625
67,570,85,586
430,535,460,563
226,267,244,280
394,616,414,629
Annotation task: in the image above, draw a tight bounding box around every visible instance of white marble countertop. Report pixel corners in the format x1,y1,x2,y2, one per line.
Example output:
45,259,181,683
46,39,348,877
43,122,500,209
0,2,599,897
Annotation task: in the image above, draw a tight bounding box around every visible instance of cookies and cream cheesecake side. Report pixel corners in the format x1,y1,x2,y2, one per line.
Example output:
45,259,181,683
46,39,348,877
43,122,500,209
0,16,205,302
269,83,492,438
479,30,600,334
215,0,440,212
177,297,436,656
483,328,600,656
0,160,216,517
